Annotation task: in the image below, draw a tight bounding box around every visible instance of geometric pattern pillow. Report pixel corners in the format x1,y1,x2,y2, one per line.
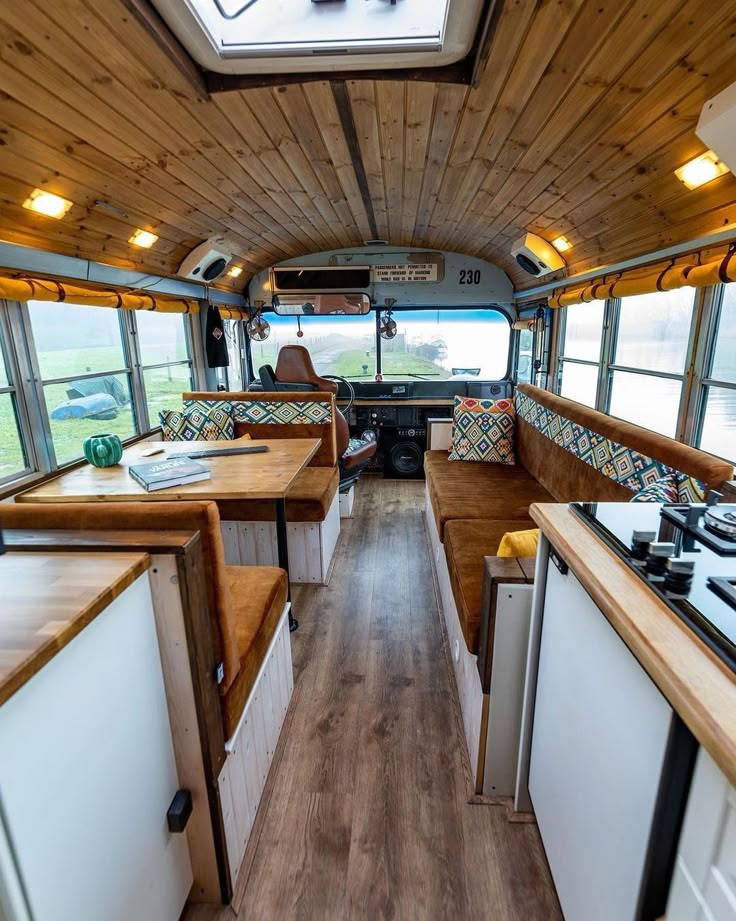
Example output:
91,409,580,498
159,404,234,442
629,473,680,504
184,398,332,425
448,395,515,464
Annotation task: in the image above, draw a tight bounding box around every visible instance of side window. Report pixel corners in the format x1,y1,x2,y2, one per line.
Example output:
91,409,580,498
557,301,604,407
134,311,193,429
607,290,694,437
26,300,136,466
515,328,534,384
698,286,736,462
0,307,32,482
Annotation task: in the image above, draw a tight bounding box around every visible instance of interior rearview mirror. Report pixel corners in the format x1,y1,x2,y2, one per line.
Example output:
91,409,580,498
272,293,371,316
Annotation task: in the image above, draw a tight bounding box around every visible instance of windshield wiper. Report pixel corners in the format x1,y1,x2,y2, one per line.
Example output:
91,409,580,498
404,373,442,380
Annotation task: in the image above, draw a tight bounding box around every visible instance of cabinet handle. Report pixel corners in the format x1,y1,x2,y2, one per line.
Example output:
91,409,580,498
167,789,193,833
550,547,569,575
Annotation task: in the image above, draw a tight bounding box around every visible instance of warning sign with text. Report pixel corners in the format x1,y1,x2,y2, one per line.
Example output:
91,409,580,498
371,263,439,283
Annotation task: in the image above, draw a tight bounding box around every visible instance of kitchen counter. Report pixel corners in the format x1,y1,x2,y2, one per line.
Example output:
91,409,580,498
529,502,736,786
0,551,150,706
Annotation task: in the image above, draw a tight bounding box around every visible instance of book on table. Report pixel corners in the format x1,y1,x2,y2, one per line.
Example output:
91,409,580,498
128,456,211,492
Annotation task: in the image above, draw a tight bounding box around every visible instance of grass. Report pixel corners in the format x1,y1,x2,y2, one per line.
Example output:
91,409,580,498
332,349,449,379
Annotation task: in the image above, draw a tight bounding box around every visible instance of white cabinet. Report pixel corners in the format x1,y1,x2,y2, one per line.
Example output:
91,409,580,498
668,747,736,921
0,574,192,921
529,561,674,921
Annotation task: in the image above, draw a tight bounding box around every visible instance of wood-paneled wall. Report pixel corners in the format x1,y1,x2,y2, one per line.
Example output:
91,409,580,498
0,0,735,291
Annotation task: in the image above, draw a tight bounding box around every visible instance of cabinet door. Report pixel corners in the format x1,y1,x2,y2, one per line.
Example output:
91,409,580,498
0,575,192,921
529,561,673,921
668,747,736,921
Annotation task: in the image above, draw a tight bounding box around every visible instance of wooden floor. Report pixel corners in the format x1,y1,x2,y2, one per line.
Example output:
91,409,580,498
185,478,562,921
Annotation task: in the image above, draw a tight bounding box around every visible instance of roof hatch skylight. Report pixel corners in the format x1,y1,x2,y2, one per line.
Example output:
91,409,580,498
152,0,484,76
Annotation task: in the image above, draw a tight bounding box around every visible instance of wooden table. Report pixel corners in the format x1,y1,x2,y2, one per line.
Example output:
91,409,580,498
0,551,149,706
17,438,321,630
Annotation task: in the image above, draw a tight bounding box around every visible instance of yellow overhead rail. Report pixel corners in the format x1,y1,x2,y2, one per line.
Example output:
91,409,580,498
0,274,250,319
548,243,736,308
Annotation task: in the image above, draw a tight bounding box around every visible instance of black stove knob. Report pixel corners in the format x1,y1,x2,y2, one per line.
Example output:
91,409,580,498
645,542,677,581
631,530,657,565
664,557,695,597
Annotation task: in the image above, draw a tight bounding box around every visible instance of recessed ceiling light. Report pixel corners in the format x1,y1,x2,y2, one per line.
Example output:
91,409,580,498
227,266,243,278
551,235,572,253
22,189,73,219
675,150,729,190
129,229,158,248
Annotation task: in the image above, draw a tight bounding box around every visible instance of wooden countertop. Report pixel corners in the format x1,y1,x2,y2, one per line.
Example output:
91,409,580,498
530,503,736,787
0,551,150,706
16,438,321,503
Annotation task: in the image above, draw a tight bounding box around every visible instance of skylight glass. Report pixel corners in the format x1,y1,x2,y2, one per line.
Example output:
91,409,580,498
187,0,450,57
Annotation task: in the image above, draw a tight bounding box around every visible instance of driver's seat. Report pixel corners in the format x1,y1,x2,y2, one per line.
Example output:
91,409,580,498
260,345,377,489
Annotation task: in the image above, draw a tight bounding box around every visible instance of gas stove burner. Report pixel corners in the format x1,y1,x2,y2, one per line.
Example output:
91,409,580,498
703,506,736,541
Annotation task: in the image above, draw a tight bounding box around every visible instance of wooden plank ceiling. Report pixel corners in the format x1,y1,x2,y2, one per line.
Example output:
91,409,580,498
0,0,736,293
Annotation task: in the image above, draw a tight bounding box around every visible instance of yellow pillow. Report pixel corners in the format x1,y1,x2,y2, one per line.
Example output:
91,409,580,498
235,432,252,441
497,528,539,558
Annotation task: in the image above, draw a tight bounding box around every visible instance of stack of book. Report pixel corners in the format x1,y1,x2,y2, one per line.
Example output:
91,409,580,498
128,456,210,492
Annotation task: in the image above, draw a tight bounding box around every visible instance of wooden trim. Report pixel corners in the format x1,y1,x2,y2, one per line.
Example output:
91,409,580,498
117,0,208,100
470,0,504,88
148,553,221,903
173,545,231,904
330,81,379,242
530,502,736,788
477,557,530,693
208,61,472,95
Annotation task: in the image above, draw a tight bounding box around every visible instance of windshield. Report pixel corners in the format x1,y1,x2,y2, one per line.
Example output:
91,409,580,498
249,309,509,382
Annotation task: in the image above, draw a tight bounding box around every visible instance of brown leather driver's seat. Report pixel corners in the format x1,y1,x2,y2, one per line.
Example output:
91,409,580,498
260,345,377,488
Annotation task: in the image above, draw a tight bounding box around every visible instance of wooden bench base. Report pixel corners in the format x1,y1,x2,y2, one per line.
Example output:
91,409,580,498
425,485,535,798
221,491,340,584
217,603,293,893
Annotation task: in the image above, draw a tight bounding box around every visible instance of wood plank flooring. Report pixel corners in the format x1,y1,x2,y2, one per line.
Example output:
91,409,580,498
185,478,561,921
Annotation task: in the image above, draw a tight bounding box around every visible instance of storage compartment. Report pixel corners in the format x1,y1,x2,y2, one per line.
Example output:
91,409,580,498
529,560,674,921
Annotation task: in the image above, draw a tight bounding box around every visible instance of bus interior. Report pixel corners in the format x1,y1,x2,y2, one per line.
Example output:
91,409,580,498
0,2,735,920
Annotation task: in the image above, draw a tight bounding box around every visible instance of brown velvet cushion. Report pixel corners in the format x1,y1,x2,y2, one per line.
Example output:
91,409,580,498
516,418,634,503
215,466,339,523
516,383,734,495
424,450,554,540
184,390,338,468
221,565,289,740
444,518,535,654
0,500,240,693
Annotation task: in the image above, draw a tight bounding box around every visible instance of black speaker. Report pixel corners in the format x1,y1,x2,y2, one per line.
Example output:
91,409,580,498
383,428,426,479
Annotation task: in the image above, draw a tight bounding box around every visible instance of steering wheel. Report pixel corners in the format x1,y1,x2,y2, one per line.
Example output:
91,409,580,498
322,375,355,417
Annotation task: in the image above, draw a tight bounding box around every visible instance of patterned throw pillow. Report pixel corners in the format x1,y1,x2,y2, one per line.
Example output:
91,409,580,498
159,404,234,442
448,396,515,464
630,473,679,503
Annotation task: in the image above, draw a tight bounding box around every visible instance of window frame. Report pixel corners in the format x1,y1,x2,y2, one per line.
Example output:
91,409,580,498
691,285,736,462
245,304,513,383
555,299,609,408
129,309,196,433
23,302,139,469
0,302,37,486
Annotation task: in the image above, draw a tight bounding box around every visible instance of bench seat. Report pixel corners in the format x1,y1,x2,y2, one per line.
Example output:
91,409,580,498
221,565,289,740
444,518,535,654
425,450,553,540
215,466,339,524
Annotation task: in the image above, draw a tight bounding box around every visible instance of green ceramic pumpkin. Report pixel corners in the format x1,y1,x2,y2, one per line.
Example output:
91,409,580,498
83,433,123,467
